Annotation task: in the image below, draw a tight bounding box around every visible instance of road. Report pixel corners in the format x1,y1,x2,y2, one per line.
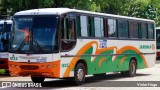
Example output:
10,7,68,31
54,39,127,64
1,61,160,90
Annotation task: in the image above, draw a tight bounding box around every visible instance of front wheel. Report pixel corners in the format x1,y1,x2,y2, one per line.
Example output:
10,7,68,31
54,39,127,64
74,63,86,85
31,77,45,83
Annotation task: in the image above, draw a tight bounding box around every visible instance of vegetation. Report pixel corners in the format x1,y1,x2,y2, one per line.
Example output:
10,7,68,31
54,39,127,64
0,69,5,74
0,0,160,26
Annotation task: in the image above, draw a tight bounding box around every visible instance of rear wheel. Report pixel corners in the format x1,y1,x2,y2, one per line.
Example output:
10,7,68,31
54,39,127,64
74,63,86,85
31,77,45,83
121,59,137,77
128,60,137,77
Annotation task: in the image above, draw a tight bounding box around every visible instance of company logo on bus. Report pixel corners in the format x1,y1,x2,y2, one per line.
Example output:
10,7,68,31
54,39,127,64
19,56,40,59
152,44,155,50
99,40,107,48
10,55,18,60
139,44,155,50
36,57,47,62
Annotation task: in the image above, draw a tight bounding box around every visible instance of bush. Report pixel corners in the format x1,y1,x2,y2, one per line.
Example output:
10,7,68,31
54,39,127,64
0,69,6,74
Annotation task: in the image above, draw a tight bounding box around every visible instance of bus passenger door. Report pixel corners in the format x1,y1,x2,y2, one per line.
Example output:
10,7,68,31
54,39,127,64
60,15,77,77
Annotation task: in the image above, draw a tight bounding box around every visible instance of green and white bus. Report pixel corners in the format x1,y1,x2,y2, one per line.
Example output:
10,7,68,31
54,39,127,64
9,8,156,85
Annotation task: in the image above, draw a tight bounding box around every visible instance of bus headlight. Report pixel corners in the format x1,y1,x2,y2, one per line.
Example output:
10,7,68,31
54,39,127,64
15,65,19,68
53,64,57,67
10,64,14,68
42,66,45,69
47,65,51,68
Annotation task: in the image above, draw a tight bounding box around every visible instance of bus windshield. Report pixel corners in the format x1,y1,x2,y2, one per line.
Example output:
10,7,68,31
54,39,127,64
0,21,12,52
10,16,59,54
0,24,3,32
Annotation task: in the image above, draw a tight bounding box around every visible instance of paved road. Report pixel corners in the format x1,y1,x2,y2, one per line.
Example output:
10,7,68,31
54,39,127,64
1,61,160,90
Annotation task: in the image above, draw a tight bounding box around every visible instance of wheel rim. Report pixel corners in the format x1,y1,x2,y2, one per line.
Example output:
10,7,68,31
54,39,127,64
131,62,136,75
77,68,84,81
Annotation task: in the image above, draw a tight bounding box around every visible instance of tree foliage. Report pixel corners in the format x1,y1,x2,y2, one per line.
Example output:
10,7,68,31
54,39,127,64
1,0,160,26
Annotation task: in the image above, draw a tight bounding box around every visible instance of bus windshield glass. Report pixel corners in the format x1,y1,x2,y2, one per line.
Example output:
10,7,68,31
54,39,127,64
0,24,3,32
0,22,12,52
10,16,59,54
5,24,12,32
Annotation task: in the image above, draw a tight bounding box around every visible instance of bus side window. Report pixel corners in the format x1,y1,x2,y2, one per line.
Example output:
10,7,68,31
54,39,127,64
140,23,148,39
105,18,108,37
108,19,117,38
148,23,154,39
61,17,76,51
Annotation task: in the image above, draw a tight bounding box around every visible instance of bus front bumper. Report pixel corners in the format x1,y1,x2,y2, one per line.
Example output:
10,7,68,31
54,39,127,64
9,61,60,78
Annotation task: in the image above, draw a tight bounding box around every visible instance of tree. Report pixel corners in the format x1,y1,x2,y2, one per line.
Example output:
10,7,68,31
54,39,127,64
53,0,99,12
0,0,10,15
127,0,158,25
1,0,160,26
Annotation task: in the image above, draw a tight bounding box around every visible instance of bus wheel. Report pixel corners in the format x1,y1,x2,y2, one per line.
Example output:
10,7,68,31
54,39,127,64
31,77,45,83
127,59,137,77
74,63,86,85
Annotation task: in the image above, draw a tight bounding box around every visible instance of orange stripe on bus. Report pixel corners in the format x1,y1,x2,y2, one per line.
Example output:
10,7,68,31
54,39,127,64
63,42,149,77
64,41,116,77
98,58,107,67
63,41,97,77
120,57,127,64
113,46,148,68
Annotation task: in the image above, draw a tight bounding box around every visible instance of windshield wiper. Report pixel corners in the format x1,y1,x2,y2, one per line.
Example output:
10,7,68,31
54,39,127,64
32,36,44,52
17,35,44,53
17,37,29,51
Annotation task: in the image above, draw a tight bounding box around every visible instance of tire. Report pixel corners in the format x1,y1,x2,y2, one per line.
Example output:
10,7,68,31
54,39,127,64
121,60,137,77
126,59,137,77
31,77,45,83
74,63,86,85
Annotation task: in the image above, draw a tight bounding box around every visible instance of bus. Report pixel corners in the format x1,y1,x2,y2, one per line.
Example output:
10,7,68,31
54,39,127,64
9,8,156,85
156,27,160,59
0,19,12,73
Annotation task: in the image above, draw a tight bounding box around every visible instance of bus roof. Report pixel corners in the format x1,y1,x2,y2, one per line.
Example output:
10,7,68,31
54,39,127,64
0,20,12,24
156,27,160,29
14,8,155,22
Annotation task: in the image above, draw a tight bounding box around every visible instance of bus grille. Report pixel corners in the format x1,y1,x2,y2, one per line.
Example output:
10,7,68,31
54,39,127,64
20,65,39,70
